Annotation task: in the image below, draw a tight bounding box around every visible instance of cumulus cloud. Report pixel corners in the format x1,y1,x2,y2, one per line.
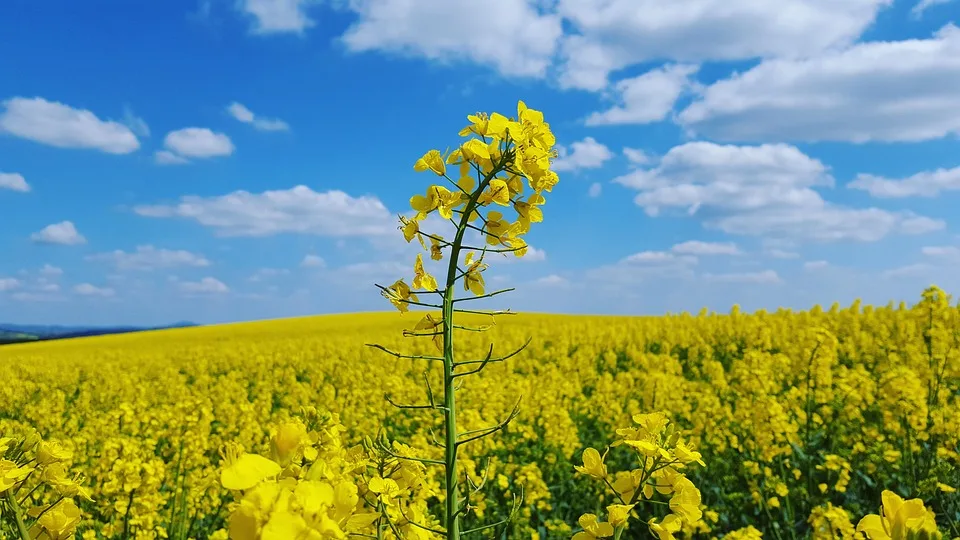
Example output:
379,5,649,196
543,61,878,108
30,221,86,245
156,128,234,164
552,137,614,171
301,254,326,267
0,278,21,292
911,0,953,18
0,97,139,153
86,245,212,271
39,264,63,276
73,283,115,297
227,102,290,131
703,270,781,284
239,0,318,34
848,166,960,198
180,277,229,294
135,186,395,237
613,142,943,242
339,0,563,78
670,240,740,256
555,0,890,90
678,24,960,143
921,245,960,259
623,148,654,165
0,172,29,192
585,64,698,125
804,260,830,270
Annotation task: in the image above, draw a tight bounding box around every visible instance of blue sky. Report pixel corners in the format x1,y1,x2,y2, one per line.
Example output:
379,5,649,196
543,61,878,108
2,0,959,326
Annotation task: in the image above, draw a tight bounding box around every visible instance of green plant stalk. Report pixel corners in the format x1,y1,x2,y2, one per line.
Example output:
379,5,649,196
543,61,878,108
440,154,505,539
5,491,32,540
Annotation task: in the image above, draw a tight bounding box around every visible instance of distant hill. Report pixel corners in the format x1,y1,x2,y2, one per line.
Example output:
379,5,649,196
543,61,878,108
0,321,198,345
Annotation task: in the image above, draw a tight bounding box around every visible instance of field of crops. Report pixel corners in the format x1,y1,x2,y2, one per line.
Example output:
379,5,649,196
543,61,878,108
1,287,958,539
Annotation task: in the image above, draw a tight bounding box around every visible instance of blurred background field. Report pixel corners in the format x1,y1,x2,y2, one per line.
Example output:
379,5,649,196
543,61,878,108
1,288,958,539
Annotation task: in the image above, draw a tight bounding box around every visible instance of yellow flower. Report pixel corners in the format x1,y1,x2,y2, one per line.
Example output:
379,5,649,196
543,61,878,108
648,514,683,540
414,313,444,351
463,252,486,296
36,441,73,466
669,477,702,523
219,443,282,491
383,279,419,313
938,483,956,493
412,253,438,291
574,447,607,479
414,149,446,176
0,459,33,494
607,504,635,527
273,421,307,463
27,498,82,540
856,490,941,540
573,513,614,540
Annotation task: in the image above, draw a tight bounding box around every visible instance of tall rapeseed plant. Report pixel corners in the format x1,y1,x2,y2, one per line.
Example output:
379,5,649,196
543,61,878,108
368,100,560,539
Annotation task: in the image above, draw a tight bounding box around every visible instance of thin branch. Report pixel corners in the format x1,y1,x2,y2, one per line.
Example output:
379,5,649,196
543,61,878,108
452,287,515,303
453,324,494,332
384,393,447,411
455,399,522,448
374,442,445,467
396,503,448,536
374,283,443,309
455,337,532,370
453,308,516,317
365,343,444,362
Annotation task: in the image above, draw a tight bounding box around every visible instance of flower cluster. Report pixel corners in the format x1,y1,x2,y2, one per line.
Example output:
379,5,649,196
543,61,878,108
574,412,706,539
1,429,91,539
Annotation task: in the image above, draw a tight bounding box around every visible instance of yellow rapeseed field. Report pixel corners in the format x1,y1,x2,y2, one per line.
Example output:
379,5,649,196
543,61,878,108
1,289,959,539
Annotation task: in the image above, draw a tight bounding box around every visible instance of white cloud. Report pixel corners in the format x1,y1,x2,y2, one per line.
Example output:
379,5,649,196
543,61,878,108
555,0,890,90
86,245,211,271
340,0,563,78
491,246,547,264
613,142,943,242
532,274,569,287
585,64,698,125
670,240,740,256
39,264,63,276
0,97,140,154
155,150,190,165
0,278,21,292
588,182,602,197
122,106,150,137
135,186,395,238
848,166,960,198
161,128,234,161
921,245,960,258
180,277,229,294
73,283,115,297
249,268,291,281
703,270,781,284
227,102,290,131
301,254,326,267
0,172,29,192
30,221,86,245
804,260,829,270
911,0,953,18
881,264,931,279
767,249,800,259
239,0,317,34
552,137,614,171
622,251,697,265
623,148,653,165
678,24,960,143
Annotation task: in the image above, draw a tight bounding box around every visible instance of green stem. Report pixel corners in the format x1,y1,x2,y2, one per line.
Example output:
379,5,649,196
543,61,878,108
440,153,508,539
5,491,32,540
